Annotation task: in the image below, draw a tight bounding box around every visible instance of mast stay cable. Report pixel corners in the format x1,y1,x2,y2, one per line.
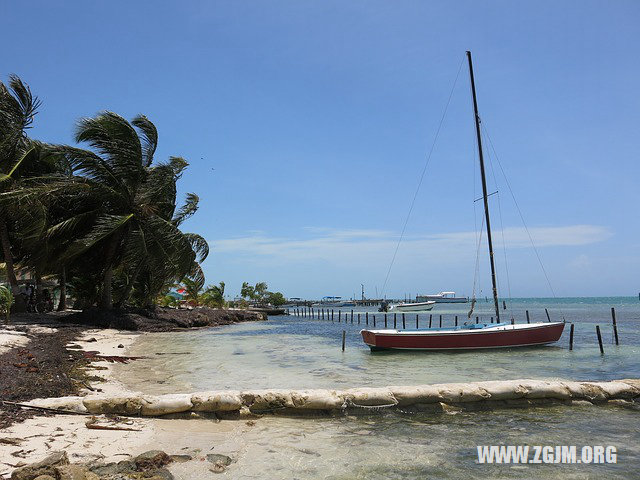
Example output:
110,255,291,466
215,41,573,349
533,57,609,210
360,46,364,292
380,55,466,298
482,123,566,321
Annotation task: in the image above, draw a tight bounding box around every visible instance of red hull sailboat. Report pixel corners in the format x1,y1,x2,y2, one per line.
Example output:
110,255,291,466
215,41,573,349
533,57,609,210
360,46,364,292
362,322,565,351
361,52,565,351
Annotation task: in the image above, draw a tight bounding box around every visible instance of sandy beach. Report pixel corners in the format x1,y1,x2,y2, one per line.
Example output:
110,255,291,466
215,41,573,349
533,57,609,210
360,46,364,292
0,327,256,479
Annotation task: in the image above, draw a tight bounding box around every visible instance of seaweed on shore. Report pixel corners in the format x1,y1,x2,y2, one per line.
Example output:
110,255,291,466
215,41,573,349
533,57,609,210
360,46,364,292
62,306,265,332
0,326,88,429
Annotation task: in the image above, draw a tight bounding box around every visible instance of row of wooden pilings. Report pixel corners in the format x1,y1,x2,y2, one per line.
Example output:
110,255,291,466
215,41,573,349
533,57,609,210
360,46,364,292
286,306,621,354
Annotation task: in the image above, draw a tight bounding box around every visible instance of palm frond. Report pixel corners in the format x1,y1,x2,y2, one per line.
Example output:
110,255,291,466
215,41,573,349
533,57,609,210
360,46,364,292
75,112,144,187
62,213,133,261
172,193,199,226
131,115,157,167
184,232,209,262
8,75,41,130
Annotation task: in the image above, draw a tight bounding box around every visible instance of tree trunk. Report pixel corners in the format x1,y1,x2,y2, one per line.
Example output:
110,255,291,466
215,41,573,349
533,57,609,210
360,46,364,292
35,271,43,298
115,260,143,309
0,213,19,295
57,268,66,311
100,234,122,310
102,265,113,309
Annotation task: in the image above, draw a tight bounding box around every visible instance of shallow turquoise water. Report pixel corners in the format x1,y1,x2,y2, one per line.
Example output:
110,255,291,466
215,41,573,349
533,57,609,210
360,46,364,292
230,404,639,479
116,297,640,479
121,297,640,393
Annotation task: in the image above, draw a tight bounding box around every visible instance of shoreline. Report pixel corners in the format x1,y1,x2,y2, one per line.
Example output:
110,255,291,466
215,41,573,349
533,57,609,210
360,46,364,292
1,313,638,479
1,326,254,479
0,312,266,479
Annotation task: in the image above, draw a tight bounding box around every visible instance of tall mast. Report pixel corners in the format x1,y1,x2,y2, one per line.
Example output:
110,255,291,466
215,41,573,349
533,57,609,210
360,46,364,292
466,51,500,322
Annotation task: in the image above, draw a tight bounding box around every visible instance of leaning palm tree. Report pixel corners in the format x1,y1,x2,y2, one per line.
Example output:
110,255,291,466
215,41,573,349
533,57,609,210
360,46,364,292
52,112,208,309
0,75,42,293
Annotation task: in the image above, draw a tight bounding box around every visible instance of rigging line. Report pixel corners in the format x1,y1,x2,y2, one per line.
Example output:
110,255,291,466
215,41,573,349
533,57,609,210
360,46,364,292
380,54,466,297
471,213,485,301
481,126,513,307
482,124,563,315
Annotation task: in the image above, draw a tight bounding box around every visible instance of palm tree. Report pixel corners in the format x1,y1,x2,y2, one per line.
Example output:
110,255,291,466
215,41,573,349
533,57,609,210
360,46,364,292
202,281,225,307
48,112,208,309
180,276,204,305
0,75,42,294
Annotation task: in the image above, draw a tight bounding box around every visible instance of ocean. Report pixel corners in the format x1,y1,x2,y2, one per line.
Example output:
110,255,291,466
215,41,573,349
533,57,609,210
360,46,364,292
115,297,640,478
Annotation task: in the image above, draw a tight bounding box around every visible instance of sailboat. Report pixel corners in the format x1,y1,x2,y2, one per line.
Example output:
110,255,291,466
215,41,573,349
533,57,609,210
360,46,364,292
361,52,565,351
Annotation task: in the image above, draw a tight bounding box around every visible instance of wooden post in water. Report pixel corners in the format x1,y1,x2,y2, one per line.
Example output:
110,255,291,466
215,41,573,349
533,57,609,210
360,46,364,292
429,315,432,328
439,315,442,328
545,308,551,322
365,312,368,325
416,314,419,329
596,325,604,355
342,330,346,352
403,314,406,329
526,310,530,324
373,315,376,327
358,313,361,325
569,323,574,350
476,316,479,324
611,307,619,345
503,300,506,310
338,310,341,323
384,313,388,328
332,310,334,322
394,313,397,329
490,316,493,323
455,315,458,326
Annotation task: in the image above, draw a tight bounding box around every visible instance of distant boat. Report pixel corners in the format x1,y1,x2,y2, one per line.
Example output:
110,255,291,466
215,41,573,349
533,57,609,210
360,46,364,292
388,301,436,312
361,51,565,351
417,291,468,303
312,296,356,308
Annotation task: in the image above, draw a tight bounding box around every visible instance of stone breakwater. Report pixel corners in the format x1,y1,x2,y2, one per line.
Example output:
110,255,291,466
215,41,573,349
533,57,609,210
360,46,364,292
27,378,640,417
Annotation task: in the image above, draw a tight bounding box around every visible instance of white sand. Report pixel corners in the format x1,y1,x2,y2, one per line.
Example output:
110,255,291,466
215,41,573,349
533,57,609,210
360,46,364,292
71,329,142,396
0,327,252,479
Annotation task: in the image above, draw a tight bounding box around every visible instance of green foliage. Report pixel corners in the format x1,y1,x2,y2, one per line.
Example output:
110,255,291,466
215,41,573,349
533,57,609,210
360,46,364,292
201,281,226,308
240,281,256,300
158,294,179,307
0,76,210,311
240,281,285,306
180,276,205,305
266,291,286,306
0,285,13,322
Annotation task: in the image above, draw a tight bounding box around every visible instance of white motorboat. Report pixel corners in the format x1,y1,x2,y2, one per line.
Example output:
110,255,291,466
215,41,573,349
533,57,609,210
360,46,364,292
388,301,436,312
416,291,468,303
312,296,356,308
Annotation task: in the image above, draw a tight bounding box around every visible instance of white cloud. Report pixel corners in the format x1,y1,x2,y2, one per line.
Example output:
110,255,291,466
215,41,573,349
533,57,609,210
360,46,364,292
210,224,612,267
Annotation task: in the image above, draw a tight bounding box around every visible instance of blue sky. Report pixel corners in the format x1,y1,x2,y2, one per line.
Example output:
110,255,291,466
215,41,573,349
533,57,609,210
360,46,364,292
2,1,639,299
